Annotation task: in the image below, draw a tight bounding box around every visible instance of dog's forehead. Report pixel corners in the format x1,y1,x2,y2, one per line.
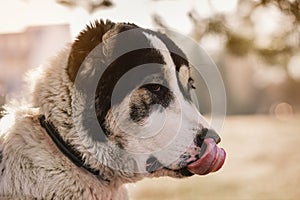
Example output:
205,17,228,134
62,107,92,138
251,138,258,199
107,25,190,77
104,22,189,75
140,29,189,72
140,30,192,99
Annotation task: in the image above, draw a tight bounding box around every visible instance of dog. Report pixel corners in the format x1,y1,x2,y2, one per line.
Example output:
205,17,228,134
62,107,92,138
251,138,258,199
0,20,226,199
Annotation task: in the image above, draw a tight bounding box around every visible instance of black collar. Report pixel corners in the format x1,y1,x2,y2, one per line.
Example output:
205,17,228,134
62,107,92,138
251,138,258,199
39,115,109,182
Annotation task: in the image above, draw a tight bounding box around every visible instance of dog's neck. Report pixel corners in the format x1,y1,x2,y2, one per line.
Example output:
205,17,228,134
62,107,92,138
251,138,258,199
39,115,110,183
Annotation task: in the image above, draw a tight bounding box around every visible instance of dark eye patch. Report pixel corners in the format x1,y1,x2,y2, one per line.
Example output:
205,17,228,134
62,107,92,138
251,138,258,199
143,84,161,93
141,84,173,108
129,84,173,123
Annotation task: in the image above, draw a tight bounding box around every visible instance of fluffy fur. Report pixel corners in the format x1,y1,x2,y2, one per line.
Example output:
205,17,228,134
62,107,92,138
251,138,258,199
0,47,129,199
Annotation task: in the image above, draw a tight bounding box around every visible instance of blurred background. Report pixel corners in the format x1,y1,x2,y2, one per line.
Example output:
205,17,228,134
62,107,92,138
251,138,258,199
0,0,299,199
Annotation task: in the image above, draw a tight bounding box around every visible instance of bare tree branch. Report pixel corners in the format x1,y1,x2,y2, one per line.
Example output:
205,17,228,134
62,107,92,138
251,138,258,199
56,0,114,13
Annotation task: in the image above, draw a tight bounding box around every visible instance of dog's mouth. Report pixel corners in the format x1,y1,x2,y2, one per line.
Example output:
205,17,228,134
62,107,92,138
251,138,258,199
186,138,226,175
146,138,226,176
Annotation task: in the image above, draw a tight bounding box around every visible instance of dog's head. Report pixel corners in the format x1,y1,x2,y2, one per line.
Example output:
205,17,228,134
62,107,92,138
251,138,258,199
68,20,226,179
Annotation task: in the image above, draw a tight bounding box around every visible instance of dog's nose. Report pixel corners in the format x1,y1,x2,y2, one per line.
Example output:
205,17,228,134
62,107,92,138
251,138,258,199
206,129,221,144
194,128,221,147
194,128,208,147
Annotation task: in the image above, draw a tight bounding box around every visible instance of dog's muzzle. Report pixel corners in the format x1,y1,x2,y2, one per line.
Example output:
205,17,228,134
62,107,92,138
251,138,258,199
145,128,226,176
186,128,226,175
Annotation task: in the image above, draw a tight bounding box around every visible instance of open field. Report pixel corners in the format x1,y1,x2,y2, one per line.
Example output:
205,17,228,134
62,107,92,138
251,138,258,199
128,115,300,200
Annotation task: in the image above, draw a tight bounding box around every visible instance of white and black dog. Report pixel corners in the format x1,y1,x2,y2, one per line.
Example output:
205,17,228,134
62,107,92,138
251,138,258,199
0,20,226,199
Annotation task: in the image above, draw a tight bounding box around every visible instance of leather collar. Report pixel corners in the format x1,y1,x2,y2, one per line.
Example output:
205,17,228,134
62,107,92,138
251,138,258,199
39,115,109,182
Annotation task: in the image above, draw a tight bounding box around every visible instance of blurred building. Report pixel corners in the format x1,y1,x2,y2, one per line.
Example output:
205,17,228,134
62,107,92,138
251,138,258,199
0,24,71,96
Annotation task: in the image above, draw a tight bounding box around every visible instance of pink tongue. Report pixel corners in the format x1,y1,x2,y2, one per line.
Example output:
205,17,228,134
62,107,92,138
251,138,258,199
187,138,226,175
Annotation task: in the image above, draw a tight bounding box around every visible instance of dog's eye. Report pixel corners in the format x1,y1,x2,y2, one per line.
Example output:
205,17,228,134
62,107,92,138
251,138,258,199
143,84,162,93
148,84,161,92
151,84,161,92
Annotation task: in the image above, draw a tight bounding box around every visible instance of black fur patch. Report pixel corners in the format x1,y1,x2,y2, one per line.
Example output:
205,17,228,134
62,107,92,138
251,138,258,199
141,84,173,108
95,48,166,132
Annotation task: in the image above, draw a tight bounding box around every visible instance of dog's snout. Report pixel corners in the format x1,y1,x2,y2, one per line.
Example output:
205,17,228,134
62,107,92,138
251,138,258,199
206,129,221,144
194,128,221,147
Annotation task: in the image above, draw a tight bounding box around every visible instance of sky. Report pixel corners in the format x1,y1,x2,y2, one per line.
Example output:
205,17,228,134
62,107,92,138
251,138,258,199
0,0,238,37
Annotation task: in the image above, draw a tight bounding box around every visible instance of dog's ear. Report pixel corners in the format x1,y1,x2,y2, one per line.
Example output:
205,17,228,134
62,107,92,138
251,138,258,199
67,20,139,82
67,20,116,82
